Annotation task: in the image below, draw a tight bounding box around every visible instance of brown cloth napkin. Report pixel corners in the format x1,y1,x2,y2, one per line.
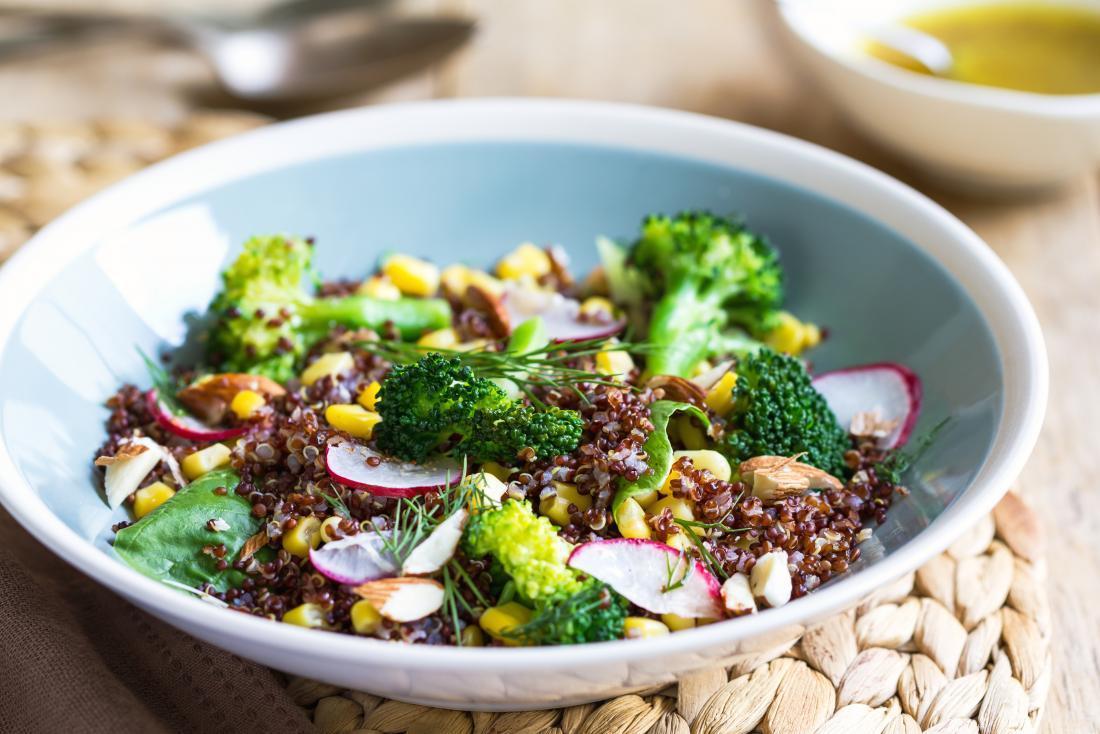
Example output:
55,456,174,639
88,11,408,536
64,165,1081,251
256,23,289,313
0,508,315,734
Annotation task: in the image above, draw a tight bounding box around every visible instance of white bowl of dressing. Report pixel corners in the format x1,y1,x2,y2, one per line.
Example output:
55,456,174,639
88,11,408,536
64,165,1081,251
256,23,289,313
773,0,1100,193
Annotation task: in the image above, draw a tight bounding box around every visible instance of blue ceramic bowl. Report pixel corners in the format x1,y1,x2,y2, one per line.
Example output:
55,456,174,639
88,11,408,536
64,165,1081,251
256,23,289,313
0,100,1046,709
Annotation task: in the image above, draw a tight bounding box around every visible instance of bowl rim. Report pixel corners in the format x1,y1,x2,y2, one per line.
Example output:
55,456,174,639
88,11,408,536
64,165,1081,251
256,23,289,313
776,0,1100,117
0,98,1048,671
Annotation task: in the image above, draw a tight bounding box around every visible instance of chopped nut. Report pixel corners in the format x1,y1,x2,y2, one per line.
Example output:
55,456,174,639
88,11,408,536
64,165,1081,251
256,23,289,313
740,455,843,502
721,572,757,615
353,577,445,622
646,374,707,406
464,282,511,338
850,409,898,441
751,550,792,607
178,373,286,423
94,442,149,466
207,518,230,532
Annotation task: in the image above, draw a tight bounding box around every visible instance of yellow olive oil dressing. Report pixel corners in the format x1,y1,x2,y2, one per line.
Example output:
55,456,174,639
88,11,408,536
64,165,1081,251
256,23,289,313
866,3,1100,94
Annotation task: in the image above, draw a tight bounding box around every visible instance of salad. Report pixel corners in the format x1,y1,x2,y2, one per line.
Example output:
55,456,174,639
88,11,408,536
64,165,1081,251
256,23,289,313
95,211,926,647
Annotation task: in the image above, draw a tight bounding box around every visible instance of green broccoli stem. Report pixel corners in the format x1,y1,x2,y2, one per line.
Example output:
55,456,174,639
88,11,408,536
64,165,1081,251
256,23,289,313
301,295,452,340
642,278,722,378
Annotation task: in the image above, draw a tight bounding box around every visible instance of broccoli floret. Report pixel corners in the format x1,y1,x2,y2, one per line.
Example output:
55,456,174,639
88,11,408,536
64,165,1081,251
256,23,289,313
604,211,784,378
508,581,628,645
464,499,627,644
375,353,583,463
723,348,849,477
207,235,452,382
463,499,580,601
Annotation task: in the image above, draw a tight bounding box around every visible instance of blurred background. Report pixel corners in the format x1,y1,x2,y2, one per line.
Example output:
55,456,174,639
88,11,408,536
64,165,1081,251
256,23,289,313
0,0,1097,730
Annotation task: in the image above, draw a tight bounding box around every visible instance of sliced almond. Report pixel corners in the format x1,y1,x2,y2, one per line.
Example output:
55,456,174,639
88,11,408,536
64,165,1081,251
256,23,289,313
850,409,899,440
95,442,149,466
751,550,793,608
464,283,511,338
402,509,468,575
646,374,707,406
100,437,168,509
177,373,286,423
740,455,843,502
353,577,445,622
691,360,734,391
721,572,757,615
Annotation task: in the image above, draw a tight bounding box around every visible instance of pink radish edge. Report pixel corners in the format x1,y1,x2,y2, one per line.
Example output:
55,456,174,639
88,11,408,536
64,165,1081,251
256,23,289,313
309,533,397,585
324,440,463,498
145,389,245,442
567,537,725,619
812,362,922,448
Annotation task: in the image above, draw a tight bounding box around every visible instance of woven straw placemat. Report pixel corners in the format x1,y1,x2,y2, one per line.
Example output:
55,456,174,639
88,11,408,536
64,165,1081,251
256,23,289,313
0,118,1053,734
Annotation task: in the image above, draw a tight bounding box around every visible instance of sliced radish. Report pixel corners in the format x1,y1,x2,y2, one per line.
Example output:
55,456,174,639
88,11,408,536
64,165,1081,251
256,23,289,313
325,440,463,497
501,284,625,342
567,538,724,619
812,363,921,449
309,531,398,585
402,508,468,575
145,390,245,442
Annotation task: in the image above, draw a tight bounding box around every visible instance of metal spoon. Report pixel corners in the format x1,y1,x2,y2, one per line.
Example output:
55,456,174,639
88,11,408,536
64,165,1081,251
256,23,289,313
0,2,475,103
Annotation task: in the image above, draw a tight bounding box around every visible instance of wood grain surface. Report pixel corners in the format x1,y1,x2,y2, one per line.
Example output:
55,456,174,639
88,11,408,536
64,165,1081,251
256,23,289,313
1,0,1097,730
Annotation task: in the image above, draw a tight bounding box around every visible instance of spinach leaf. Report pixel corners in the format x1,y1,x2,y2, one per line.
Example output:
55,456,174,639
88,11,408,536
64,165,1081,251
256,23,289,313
113,469,259,592
611,400,710,515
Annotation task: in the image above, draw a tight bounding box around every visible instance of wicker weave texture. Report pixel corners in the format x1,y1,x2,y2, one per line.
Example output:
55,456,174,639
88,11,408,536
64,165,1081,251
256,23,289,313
291,492,1050,734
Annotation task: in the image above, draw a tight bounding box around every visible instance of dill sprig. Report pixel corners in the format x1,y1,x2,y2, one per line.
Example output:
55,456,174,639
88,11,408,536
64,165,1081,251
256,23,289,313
875,417,951,485
320,491,352,520
138,347,187,416
358,338,646,402
502,582,617,645
366,463,494,646
662,549,692,593
672,517,742,581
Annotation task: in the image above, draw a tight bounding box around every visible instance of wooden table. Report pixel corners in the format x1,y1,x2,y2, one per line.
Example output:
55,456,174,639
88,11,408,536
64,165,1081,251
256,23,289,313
1,0,1096,729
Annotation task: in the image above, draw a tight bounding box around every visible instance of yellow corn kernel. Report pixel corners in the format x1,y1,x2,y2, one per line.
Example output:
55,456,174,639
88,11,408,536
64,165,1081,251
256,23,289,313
467,269,505,297
803,322,822,350
440,263,472,298
301,351,354,386
479,602,534,645
467,471,508,510
539,495,572,527
614,497,651,540
624,616,670,639
691,360,713,378
659,451,732,497
480,461,511,482
649,496,695,522
764,311,819,355
181,443,231,481
661,613,696,632
283,516,322,558
705,371,739,416
417,327,458,350
460,625,485,647
579,296,616,319
496,242,552,281
229,389,265,420
595,348,635,378
357,381,381,411
133,481,175,519
283,602,326,629
356,275,402,301
350,600,382,635
632,489,659,510
538,484,589,527
676,418,708,450
319,515,344,543
665,532,694,552
325,404,381,440
382,254,440,297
